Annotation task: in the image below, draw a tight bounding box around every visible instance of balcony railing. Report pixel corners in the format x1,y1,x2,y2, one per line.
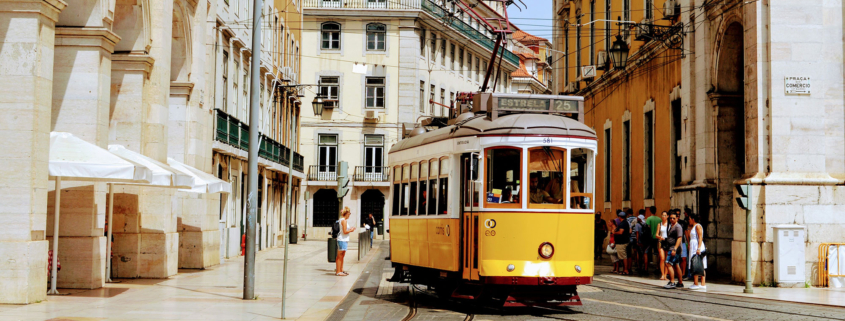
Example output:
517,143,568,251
215,108,304,171
303,0,421,9
354,166,389,182
308,165,338,181
421,0,519,67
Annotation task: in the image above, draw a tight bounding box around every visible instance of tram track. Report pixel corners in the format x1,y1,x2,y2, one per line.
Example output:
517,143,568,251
402,284,475,321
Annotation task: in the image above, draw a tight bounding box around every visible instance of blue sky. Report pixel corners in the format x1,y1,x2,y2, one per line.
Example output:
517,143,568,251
504,1,555,43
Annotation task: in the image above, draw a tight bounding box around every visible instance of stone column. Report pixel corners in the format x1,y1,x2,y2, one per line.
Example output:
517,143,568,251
48,14,120,289
0,0,65,304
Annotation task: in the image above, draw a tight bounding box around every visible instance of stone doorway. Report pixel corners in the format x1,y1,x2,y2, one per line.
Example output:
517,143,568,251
709,21,747,276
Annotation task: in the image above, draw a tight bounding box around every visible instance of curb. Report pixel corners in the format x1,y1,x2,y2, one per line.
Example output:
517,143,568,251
601,274,845,309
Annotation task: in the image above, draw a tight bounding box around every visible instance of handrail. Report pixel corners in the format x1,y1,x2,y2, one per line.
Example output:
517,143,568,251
818,243,845,287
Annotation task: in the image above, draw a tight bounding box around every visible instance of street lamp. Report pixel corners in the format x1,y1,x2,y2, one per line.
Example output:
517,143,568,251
312,95,325,116
608,34,630,70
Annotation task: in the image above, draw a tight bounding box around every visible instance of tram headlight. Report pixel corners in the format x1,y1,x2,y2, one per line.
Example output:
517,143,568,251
575,265,582,273
538,242,554,259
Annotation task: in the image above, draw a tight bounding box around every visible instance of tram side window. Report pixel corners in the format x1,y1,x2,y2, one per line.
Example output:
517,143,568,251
484,148,521,207
392,166,400,216
401,164,410,215
419,161,429,215
428,159,439,215
438,157,449,214
528,147,566,205
570,148,595,209
410,162,419,215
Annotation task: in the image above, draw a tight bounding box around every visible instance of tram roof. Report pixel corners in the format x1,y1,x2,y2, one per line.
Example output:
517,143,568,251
389,113,597,153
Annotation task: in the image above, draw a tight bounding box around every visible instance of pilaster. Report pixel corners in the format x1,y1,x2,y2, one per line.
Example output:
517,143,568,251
0,0,65,304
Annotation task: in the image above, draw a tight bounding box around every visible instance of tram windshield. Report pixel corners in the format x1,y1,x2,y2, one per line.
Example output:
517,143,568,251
485,148,521,207
570,148,594,209
528,147,566,205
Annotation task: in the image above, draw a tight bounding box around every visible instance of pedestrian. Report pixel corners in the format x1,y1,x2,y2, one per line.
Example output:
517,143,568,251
681,217,691,280
594,212,607,259
608,219,620,273
644,206,661,276
633,213,646,274
688,213,707,291
656,211,669,280
336,207,355,276
613,210,631,275
663,212,685,288
366,213,377,249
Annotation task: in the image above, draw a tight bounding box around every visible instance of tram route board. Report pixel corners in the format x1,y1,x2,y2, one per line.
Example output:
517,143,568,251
472,93,585,121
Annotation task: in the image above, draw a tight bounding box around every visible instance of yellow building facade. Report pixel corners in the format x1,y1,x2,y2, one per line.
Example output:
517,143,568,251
556,0,845,286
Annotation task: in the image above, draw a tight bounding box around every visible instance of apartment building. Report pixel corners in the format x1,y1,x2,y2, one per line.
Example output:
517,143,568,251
511,30,553,94
299,0,520,237
210,0,305,259
555,0,845,286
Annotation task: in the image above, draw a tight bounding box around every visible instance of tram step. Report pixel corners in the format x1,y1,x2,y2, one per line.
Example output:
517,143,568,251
451,284,482,300
503,294,582,307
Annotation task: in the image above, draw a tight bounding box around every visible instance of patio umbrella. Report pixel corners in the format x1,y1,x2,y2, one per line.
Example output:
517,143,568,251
47,132,152,294
103,145,197,282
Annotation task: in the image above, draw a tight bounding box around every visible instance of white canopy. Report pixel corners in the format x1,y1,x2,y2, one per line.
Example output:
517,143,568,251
167,157,232,194
108,145,195,188
49,132,152,182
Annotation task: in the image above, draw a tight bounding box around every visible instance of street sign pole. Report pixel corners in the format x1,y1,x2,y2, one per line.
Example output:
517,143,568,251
736,182,753,294
282,87,297,319
744,181,753,294
243,0,263,301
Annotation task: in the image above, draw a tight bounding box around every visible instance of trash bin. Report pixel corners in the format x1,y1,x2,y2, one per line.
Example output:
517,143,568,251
377,221,384,235
289,225,298,244
327,238,337,263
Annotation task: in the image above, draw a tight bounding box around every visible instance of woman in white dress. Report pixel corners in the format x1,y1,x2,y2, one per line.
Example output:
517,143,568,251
656,211,669,280
688,213,706,291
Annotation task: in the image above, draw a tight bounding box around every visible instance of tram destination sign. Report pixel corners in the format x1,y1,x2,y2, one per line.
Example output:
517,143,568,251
473,93,584,121
498,97,579,113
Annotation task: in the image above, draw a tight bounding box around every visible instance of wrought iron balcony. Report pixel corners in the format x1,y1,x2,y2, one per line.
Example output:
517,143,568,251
215,108,304,171
354,166,389,182
308,165,338,181
421,0,519,67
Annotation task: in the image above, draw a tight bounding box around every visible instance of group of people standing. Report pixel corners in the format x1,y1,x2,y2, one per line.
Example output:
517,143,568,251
595,207,708,292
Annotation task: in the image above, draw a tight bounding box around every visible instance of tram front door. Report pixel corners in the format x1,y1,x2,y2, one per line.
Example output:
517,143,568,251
461,153,480,281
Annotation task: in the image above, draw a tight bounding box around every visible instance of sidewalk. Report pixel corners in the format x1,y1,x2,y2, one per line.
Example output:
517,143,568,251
600,266,845,308
0,240,381,321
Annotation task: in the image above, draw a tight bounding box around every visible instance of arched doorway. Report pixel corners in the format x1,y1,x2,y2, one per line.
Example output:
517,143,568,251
360,190,385,228
313,189,339,227
710,21,746,275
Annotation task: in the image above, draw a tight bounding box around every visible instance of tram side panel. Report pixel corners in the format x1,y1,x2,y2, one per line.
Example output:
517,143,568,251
390,219,410,264
389,218,461,272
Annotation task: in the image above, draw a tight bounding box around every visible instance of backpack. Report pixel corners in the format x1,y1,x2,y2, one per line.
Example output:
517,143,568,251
331,220,341,238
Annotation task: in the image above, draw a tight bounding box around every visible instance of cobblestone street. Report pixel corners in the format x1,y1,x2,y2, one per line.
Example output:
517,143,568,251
329,246,845,321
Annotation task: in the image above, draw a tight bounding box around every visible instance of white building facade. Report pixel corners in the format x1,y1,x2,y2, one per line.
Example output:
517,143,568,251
0,0,301,304
299,0,519,237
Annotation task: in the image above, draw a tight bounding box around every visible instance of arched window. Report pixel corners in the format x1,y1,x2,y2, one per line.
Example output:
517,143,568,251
321,22,341,50
366,23,386,51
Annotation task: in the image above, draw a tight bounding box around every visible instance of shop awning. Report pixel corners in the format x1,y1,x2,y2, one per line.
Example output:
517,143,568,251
167,157,232,194
108,145,195,188
49,132,152,182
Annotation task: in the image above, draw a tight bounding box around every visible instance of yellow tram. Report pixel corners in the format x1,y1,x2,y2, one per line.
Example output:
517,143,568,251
387,93,597,307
